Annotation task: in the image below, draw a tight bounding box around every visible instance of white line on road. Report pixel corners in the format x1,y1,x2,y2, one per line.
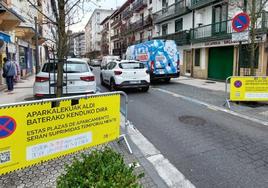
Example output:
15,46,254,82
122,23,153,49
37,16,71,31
153,88,268,126
122,117,196,188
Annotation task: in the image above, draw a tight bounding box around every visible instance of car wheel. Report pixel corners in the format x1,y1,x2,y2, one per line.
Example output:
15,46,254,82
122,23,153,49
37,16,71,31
110,79,117,91
100,74,105,86
141,86,149,92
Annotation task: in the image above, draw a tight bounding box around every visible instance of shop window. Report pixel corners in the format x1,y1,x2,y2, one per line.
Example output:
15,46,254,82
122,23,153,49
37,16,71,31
240,45,259,68
195,49,201,67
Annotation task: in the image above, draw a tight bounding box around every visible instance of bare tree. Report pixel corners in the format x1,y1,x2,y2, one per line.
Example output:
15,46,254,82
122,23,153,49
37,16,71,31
27,0,98,97
229,0,268,76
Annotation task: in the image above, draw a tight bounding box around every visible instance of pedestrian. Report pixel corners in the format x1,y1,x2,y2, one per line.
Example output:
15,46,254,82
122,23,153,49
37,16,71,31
2,57,16,92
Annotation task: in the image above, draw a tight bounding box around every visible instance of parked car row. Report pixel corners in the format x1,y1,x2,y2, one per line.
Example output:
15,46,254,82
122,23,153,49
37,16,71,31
33,40,180,98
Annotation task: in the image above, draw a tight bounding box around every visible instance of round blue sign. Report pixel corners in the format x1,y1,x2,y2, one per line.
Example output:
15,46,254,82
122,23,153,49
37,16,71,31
0,116,16,139
232,13,250,32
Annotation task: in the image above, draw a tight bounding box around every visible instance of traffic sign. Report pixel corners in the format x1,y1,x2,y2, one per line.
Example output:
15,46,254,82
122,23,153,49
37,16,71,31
232,12,250,32
0,116,16,139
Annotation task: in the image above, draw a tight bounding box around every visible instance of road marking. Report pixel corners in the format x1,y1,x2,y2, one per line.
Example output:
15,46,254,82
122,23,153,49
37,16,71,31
121,116,196,188
153,88,268,126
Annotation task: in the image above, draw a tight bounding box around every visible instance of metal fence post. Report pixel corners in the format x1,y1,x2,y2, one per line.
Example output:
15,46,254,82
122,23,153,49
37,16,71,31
223,76,232,109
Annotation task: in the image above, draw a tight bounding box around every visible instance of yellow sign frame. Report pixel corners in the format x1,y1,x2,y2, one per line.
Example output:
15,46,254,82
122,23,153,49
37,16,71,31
0,94,120,175
230,76,268,101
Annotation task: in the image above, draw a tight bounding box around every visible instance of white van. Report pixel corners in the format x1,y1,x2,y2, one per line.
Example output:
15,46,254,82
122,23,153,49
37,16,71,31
101,55,120,69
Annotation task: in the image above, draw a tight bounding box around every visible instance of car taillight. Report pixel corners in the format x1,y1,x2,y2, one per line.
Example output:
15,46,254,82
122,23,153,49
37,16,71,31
35,76,49,82
150,61,154,72
114,70,122,75
80,76,95,82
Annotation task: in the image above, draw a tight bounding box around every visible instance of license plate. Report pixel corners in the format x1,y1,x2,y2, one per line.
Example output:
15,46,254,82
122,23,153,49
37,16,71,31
158,70,165,74
130,80,141,84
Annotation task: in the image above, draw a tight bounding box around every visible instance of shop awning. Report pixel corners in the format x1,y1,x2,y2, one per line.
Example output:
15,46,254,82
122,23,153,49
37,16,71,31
15,25,35,40
0,31,11,43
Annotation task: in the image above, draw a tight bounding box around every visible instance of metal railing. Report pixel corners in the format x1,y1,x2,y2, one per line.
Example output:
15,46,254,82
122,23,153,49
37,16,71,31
111,34,120,40
153,0,190,24
154,30,190,45
111,19,121,27
190,0,220,9
133,0,147,12
191,14,268,43
122,8,133,20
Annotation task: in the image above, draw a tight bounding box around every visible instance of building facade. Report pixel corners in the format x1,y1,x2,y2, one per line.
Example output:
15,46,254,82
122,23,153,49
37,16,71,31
109,0,153,58
102,0,268,80
85,9,114,58
0,0,56,87
100,16,112,56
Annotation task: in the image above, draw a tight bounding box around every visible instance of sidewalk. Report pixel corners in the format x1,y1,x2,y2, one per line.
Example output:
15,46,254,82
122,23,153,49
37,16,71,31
0,80,167,188
171,76,268,122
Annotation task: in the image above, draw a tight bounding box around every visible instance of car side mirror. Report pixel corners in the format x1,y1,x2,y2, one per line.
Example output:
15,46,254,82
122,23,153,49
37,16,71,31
90,67,93,71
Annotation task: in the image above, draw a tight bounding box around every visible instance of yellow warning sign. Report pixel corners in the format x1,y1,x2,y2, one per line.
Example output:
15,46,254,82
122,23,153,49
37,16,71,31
0,94,120,175
230,77,268,101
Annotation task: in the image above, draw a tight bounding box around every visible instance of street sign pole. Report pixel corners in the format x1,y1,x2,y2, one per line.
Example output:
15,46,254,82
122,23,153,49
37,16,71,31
232,12,250,76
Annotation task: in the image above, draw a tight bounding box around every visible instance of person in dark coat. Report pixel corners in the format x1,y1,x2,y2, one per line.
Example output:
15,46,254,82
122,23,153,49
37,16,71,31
3,57,16,92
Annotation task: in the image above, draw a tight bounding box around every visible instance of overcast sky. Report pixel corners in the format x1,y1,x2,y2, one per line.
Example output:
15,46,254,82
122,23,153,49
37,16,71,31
69,0,125,32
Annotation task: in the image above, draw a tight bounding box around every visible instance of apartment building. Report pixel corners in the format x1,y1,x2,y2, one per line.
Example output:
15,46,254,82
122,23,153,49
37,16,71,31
100,16,112,56
110,0,153,58
152,0,268,80
85,9,114,58
0,0,55,82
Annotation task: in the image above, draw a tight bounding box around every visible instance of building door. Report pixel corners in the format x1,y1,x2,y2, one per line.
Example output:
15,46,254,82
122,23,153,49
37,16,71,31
184,50,192,76
208,46,234,80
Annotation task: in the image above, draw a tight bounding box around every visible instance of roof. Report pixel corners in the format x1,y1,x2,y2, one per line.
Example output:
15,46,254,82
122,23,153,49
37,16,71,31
110,0,134,19
100,16,111,25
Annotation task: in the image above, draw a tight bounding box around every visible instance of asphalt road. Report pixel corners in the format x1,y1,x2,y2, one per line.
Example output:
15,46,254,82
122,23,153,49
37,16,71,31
93,67,268,188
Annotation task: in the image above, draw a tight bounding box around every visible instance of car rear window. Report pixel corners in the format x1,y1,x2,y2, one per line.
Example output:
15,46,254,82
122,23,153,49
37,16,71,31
119,62,145,69
42,61,89,73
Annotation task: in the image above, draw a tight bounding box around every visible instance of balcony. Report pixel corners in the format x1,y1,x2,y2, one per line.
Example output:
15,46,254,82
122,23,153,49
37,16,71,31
121,16,153,36
111,34,120,41
191,14,268,43
190,0,221,9
132,0,147,12
111,19,121,28
122,8,133,20
154,0,191,24
154,30,190,45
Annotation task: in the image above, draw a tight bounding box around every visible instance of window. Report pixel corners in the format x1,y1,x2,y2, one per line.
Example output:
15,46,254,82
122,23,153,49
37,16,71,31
175,18,183,32
195,49,201,67
119,62,145,69
42,62,89,73
162,24,168,36
107,62,117,70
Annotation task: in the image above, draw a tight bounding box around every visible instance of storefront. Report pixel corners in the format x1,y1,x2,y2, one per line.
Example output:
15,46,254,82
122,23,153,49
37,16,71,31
0,31,11,85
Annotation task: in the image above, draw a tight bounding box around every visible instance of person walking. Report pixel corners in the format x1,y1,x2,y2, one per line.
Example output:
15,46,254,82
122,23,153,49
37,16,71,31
2,57,16,92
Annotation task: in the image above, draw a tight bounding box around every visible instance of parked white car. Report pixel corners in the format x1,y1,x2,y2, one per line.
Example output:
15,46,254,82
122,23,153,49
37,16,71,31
34,58,96,98
100,60,150,92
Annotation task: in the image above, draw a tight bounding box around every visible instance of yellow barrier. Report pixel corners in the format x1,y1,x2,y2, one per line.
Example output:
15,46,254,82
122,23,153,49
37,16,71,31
0,94,120,175
230,76,268,101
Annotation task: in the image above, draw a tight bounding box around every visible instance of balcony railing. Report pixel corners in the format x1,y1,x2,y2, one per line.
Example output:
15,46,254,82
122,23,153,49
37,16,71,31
191,13,268,43
154,0,191,24
154,30,190,45
121,15,153,35
133,0,147,12
111,34,120,40
122,8,133,20
190,0,220,9
111,19,121,28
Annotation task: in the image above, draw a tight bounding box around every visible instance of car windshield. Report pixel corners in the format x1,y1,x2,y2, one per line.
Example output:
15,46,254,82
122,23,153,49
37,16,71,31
42,61,89,73
119,62,145,69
